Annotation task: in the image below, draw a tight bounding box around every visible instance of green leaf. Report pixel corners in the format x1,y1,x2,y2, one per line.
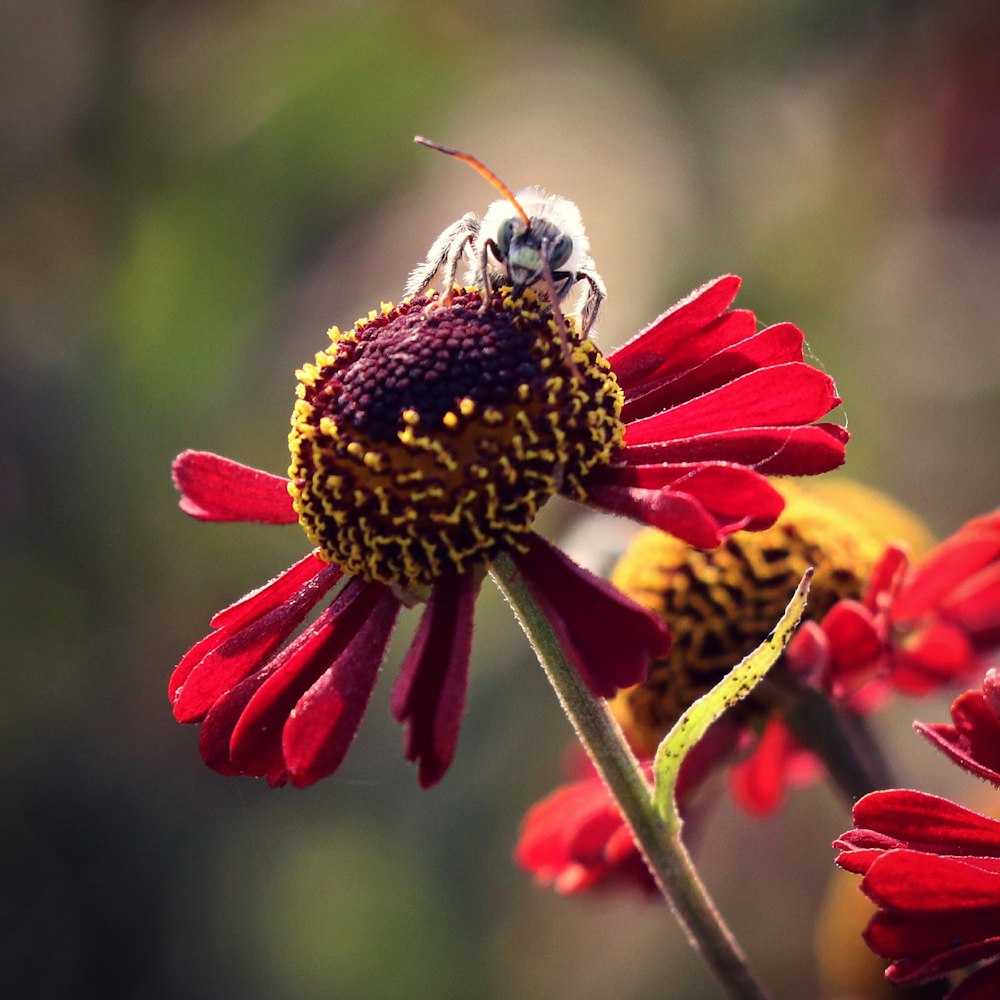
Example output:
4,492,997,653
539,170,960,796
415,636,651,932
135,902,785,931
651,568,813,824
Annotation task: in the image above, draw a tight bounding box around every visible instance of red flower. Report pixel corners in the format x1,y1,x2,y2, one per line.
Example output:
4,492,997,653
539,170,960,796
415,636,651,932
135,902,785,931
171,278,845,789
516,722,739,894
834,671,1000,999
732,509,1000,814
515,754,659,896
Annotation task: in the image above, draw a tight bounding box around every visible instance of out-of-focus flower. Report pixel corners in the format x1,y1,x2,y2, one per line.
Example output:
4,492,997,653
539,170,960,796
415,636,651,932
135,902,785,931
613,488,1000,814
517,487,1000,897
170,277,846,789
834,669,1000,999
515,753,659,896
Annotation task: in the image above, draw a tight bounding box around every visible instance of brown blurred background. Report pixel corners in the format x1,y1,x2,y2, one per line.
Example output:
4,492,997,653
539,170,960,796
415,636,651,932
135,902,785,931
2,1,999,998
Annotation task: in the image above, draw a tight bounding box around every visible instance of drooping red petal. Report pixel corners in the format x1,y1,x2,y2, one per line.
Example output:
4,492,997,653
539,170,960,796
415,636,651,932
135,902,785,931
863,544,909,614
624,363,841,447
172,450,298,524
607,275,743,389
515,760,657,896
729,717,820,815
822,600,886,695
168,553,331,702
590,462,785,532
210,552,329,630
621,423,849,475
510,533,671,697
584,482,726,548
172,562,343,723
282,587,401,787
224,578,390,780
391,571,480,788
917,689,1000,783
621,322,805,422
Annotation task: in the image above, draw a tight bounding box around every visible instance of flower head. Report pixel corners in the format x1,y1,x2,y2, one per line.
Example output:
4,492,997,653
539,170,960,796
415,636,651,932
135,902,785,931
516,489,1000,895
834,670,1000,999
170,276,846,789
609,485,1000,814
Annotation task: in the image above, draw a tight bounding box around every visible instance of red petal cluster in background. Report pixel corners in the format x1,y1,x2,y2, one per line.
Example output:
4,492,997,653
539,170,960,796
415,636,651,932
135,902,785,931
835,669,1000,1000
518,513,1000,893
730,509,1000,815
516,720,740,893
516,754,659,896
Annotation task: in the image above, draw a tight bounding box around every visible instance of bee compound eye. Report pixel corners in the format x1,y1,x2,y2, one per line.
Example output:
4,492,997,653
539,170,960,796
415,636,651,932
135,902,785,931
549,234,573,270
496,218,516,258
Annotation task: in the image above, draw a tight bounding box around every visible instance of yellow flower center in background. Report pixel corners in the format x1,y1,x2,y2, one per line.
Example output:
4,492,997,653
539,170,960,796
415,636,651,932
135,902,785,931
610,479,933,754
288,288,624,591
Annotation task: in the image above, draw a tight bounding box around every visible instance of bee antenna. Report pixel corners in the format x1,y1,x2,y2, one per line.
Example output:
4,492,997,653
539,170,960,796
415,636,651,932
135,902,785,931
414,136,531,229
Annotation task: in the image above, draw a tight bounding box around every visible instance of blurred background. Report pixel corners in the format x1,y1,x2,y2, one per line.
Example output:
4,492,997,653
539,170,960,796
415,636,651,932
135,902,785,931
3,0,1000,997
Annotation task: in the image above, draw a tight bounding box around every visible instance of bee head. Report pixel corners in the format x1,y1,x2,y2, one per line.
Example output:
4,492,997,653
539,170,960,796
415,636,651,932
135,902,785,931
496,217,574,295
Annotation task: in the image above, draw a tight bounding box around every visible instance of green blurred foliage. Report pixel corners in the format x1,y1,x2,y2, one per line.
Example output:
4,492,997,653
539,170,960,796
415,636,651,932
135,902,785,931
2,0,999,997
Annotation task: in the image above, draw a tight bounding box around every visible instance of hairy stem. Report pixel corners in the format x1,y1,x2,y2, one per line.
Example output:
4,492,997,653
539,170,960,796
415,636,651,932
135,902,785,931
492,552,773,1000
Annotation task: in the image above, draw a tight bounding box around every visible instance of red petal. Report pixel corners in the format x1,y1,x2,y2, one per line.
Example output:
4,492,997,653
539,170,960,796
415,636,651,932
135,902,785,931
949,961,1000,1000
172,450,297,524
621,322,805,422
210,552,330,629
863,849,1000,911
822,600,886,693
227,579,388,778
891,622,975,695
391,571,480,788
172,562,342,723
170,554,332,703
591,462,784,531
621,423,848,475
282,588,400,787
729,718,800,815
785,620,830,684
510,534,671,697
894,526,1000,623
941,561,1000,646
917,690,1000,783
868,908,1000,984
608,275,743,389
624,363,841,447
851,789,1000,856
584,482,725,548
863,545,909,614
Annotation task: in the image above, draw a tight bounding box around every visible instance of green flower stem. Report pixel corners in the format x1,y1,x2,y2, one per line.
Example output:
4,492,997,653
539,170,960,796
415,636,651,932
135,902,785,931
491,552,774,1000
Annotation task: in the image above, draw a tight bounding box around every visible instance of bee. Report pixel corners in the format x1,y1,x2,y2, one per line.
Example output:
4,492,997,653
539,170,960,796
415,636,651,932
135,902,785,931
404,137,606,337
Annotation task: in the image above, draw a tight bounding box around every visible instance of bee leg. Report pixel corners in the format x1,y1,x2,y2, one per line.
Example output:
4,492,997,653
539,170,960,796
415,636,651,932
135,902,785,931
440,226,478,301
404,213,480,299
475,237,500,313
574,266,606,336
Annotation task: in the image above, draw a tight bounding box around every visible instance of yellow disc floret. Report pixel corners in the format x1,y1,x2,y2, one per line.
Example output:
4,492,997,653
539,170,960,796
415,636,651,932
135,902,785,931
609,479,933,754
288,288,624,590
